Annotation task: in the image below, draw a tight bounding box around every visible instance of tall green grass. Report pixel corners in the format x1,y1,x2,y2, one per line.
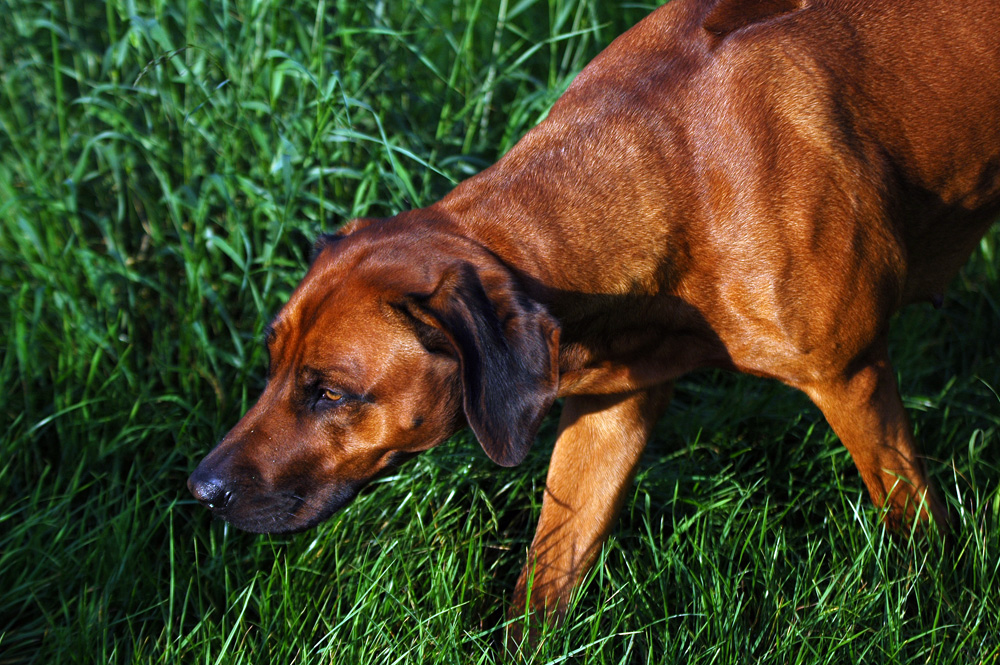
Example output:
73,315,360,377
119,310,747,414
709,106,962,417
1,0,998,663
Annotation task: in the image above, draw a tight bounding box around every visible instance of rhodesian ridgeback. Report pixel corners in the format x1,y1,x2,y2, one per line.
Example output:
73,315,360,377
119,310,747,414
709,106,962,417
190,0,1000,630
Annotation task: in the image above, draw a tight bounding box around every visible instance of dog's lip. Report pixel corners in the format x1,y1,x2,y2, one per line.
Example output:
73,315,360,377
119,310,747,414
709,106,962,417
206,481,365,534
191,446,424,533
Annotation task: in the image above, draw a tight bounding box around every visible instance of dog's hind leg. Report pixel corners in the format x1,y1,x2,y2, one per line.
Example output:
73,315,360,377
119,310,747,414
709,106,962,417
798,341,952,532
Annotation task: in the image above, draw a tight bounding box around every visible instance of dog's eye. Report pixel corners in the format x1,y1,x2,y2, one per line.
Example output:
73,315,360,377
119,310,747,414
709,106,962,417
320,389,343,402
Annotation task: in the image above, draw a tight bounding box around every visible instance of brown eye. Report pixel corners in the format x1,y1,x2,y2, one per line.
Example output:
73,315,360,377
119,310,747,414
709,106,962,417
321,389,343,402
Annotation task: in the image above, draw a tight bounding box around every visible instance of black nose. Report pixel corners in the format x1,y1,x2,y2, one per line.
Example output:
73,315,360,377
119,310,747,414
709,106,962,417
188,469,232,510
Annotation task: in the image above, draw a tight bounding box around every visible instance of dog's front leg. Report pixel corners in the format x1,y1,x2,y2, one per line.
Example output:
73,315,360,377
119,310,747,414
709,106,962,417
509,385,673,631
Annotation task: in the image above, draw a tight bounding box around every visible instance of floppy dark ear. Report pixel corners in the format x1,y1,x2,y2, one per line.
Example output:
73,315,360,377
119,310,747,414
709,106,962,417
406,263,560,466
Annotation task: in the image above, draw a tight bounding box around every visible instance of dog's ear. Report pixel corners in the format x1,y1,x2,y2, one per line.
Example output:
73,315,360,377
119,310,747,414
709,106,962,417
335,217,380,237
403,263,560,466
311,233,341,262
702,0,803,37
312,218,381,260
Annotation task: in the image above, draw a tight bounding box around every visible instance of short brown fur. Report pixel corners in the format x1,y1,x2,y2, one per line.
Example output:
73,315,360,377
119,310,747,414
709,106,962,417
190,0,1000,636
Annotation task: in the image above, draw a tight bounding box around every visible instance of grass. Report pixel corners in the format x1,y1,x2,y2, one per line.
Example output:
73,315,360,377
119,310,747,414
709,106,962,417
1,0,998,662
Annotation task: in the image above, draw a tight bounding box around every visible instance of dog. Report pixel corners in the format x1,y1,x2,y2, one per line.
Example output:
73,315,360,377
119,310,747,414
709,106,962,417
189,0,1000,630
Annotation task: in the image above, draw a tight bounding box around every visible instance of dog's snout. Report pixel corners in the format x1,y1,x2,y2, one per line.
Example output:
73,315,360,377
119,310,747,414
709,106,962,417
187,470,232,510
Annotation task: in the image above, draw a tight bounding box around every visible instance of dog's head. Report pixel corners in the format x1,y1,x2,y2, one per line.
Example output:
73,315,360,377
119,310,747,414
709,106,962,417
188,218,560,533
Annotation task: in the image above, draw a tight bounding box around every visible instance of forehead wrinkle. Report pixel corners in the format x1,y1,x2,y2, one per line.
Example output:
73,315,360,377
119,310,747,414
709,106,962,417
358,336,403,395
293,293,396,383
265,294,335,384
364,333,430,420
274,238,369,337
276,253,422,394
339,304,426,400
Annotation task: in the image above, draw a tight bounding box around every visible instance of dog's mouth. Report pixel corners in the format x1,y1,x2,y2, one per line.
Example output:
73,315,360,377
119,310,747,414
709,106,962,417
190,449,426,533
195,461,423,534
207,481,364,534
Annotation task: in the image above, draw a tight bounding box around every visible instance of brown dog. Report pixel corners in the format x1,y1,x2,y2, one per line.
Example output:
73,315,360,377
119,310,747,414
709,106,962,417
189,0,1000,627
